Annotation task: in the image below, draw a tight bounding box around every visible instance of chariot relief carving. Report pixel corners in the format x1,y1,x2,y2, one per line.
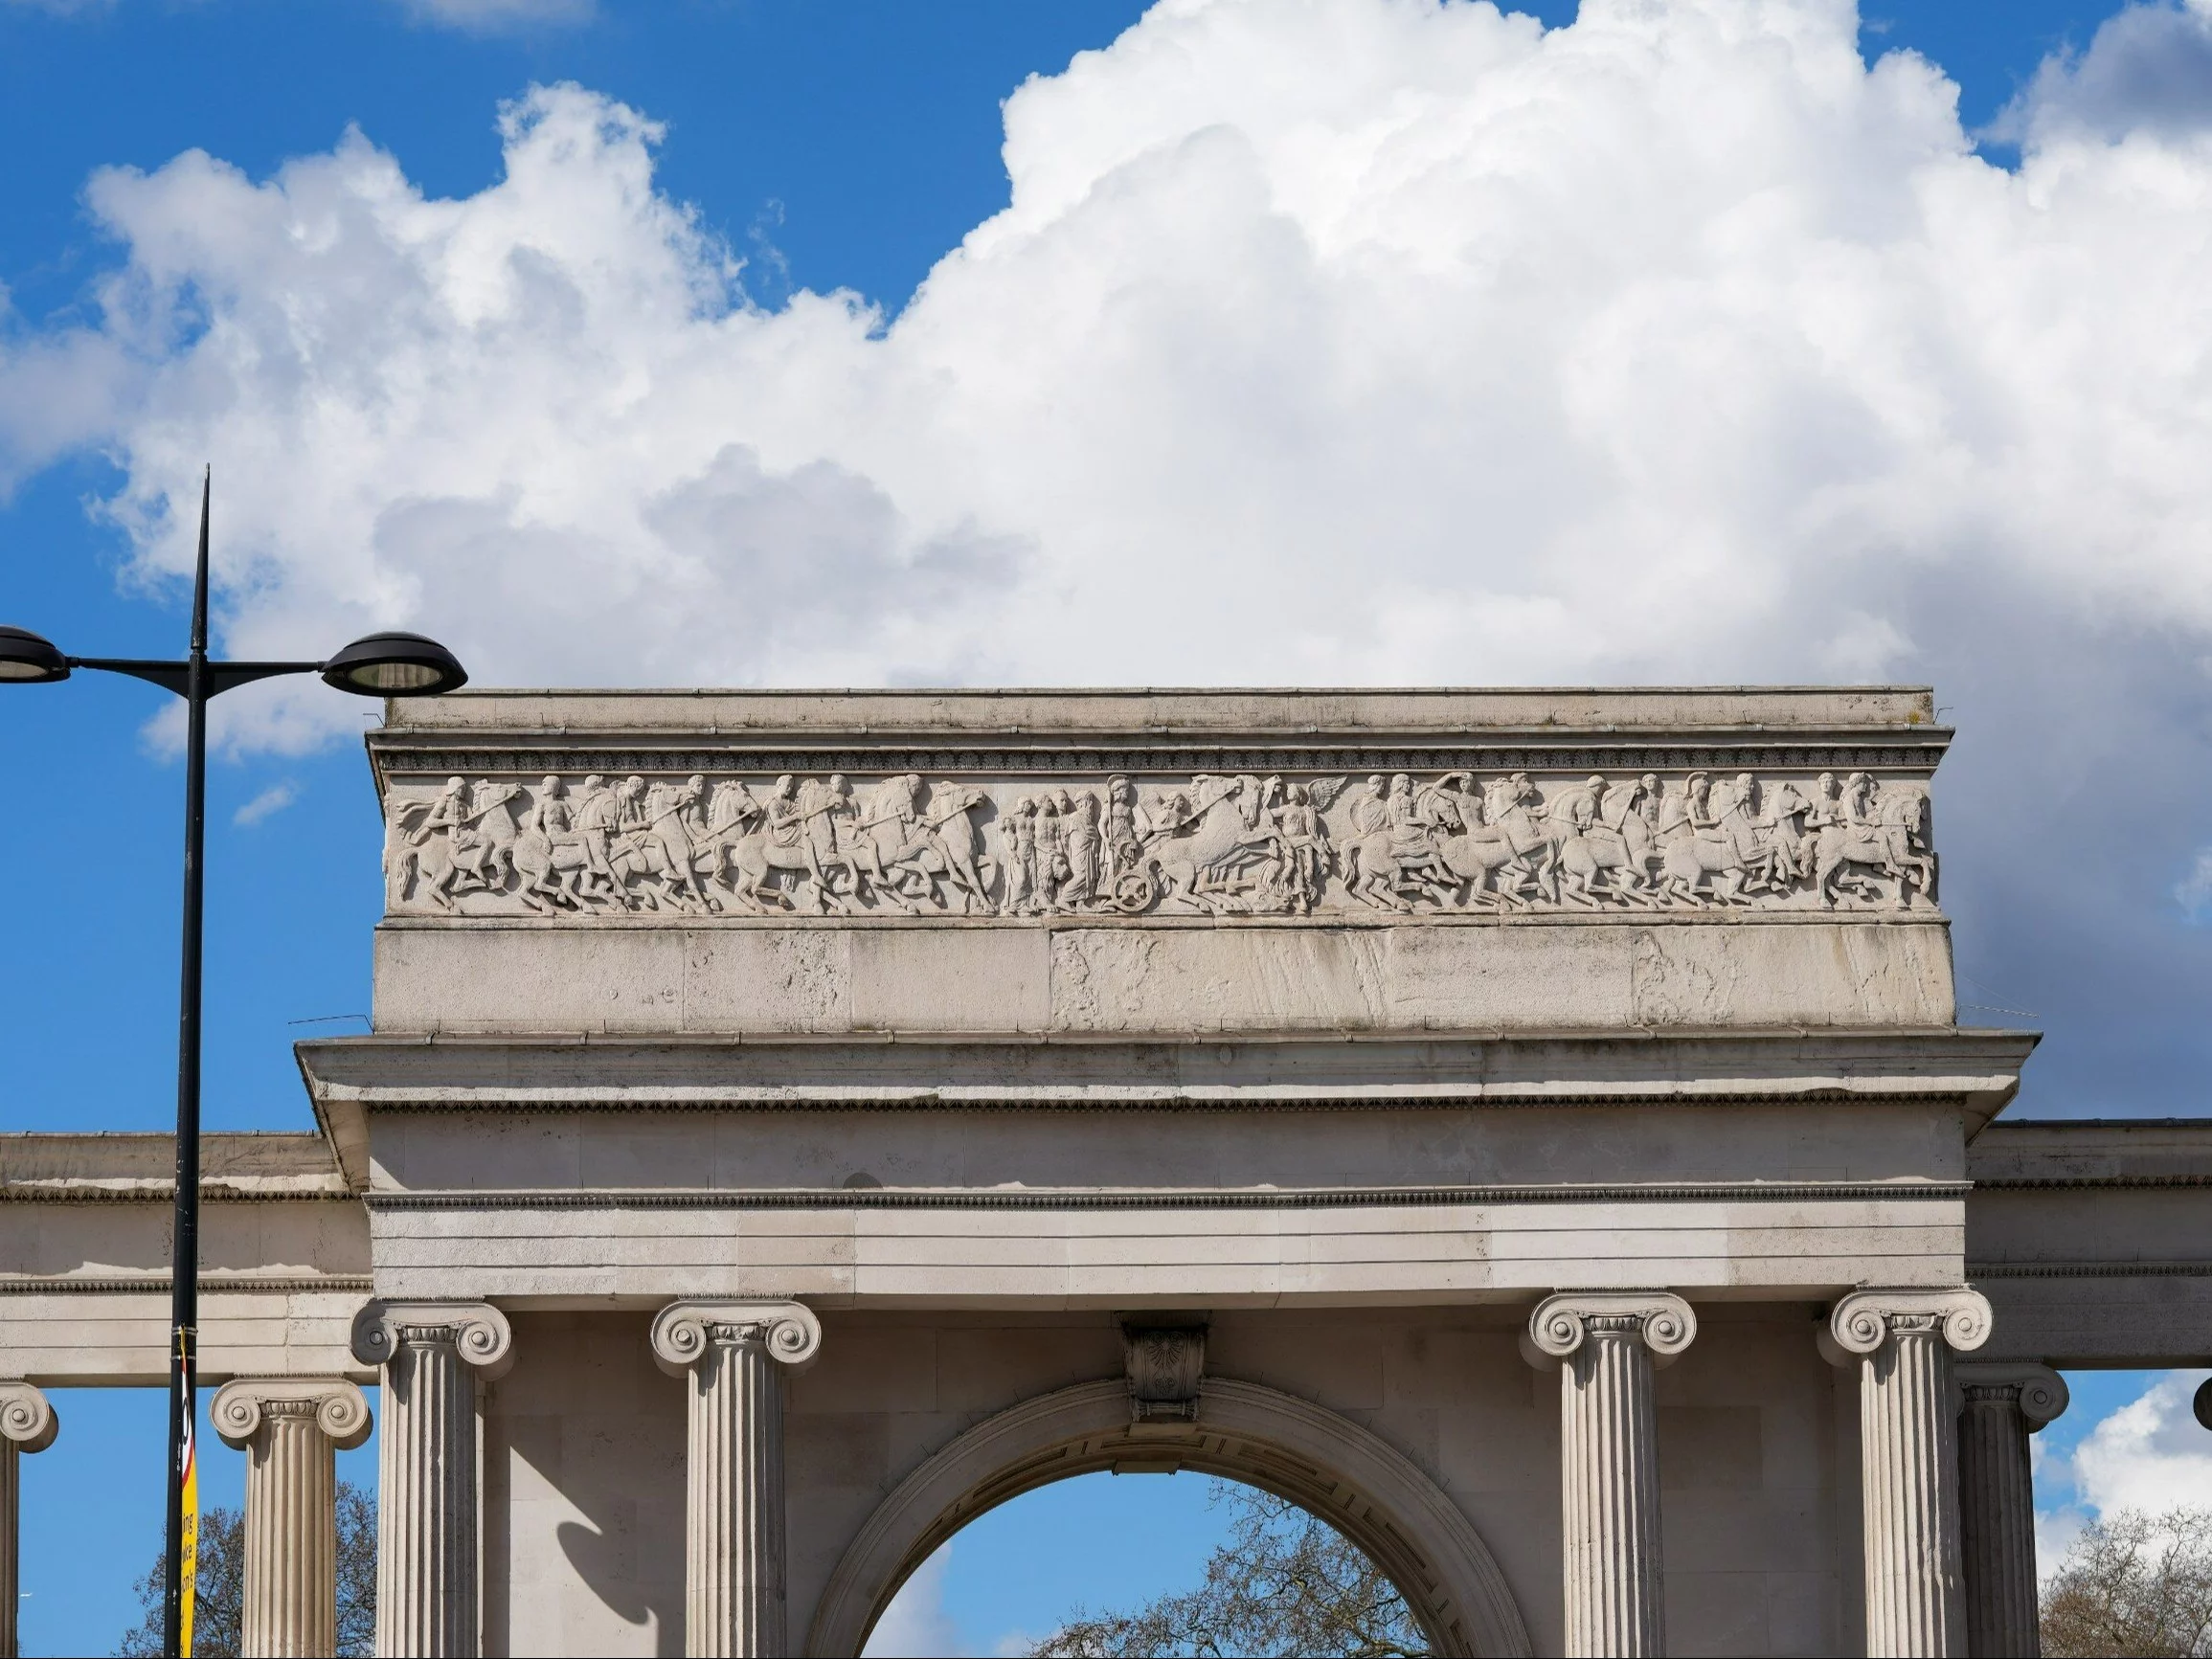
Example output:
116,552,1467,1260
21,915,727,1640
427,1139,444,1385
383,765,1936,919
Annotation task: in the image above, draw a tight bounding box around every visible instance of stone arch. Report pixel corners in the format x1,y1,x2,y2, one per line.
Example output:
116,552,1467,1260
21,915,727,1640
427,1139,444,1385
804,1377,1532,1657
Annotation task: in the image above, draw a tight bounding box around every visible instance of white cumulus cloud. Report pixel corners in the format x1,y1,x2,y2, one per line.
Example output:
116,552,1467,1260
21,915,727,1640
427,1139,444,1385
861,1546,962,1657
232,782,299,826
2037,1370,2212,1574
395,0,595,32
6,0,2212,1098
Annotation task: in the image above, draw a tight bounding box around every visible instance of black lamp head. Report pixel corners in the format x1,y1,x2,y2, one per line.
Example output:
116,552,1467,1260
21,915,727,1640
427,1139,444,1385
319,631,468,698
0,626,70,684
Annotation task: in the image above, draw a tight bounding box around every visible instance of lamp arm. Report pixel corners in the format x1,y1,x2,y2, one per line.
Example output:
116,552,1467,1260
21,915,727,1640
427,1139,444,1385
70,658,324,698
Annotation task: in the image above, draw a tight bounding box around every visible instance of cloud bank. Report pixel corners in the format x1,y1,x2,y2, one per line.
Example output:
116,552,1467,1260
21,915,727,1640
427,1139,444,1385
2036,1370,2212,1571
5,0,2212,1103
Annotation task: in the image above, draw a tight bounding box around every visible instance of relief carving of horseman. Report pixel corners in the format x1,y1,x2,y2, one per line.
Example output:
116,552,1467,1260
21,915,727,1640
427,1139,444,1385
388,776,523,911
848,774,996,914
1812,774,1936,909
1343,773,1467,910
384,761,1939,918
1137,773,1348,916
1546,775,1659,908
1653,771,1769,905
697,773,842,912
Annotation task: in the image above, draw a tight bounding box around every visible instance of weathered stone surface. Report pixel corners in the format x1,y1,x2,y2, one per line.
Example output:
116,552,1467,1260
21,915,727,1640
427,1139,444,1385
372,916,1956,1035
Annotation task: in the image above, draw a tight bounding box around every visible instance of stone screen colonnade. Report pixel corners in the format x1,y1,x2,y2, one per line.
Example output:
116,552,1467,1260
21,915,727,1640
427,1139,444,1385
4,686,2209,1659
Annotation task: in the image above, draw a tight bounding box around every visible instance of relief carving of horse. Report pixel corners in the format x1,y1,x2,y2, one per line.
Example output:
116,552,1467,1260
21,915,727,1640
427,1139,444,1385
1551,811,1659,909
1815,786,1936,909
387,782,524,912
851,780,996,914
1145,775,1289,913
1654,795,1770,906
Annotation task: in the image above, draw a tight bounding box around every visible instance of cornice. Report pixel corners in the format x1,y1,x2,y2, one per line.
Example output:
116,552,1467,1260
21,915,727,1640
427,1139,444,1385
338,1090,1979,1115
295,1026,2036,1117
363,1179,1972,1212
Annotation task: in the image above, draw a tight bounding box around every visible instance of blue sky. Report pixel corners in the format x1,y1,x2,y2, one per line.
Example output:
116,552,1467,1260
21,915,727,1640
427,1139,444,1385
5,0,2212,1653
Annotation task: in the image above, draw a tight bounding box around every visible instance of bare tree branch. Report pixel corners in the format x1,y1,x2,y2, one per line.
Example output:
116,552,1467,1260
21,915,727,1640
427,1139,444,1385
2043,1507,2212,1659
1030,1483,1430,1659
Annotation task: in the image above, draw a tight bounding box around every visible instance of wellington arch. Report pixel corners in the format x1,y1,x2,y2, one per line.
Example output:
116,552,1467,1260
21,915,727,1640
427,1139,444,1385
6,685,2211,1658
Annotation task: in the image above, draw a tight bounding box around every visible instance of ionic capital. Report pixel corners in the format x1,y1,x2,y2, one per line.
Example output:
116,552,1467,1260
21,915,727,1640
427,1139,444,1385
650,1299,822,1376
349,1300,514,1379
211,1378,373,1451
1522,1291,1698,1370
1820,1287,1992,1365
1953,1361,2069,1430
0,1381,56,1454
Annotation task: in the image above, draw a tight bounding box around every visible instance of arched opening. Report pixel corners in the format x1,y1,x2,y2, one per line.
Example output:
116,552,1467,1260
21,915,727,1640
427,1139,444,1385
807,1379,1530,1658
865,1466,1428,1655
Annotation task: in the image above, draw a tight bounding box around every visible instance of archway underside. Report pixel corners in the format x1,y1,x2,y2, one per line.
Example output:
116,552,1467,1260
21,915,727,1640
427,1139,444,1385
807,1379,1532,1658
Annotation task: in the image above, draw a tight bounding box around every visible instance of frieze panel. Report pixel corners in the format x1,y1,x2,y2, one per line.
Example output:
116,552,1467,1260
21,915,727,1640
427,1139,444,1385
382,766,1937,919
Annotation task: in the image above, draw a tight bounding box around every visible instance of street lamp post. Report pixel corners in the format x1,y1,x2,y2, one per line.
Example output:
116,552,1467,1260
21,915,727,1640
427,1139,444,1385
0,472,466,1657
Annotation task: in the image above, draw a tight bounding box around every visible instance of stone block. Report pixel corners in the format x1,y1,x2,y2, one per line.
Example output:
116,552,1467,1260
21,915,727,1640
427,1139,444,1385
1657,1407,1764,1491
1664,1571,1774,1656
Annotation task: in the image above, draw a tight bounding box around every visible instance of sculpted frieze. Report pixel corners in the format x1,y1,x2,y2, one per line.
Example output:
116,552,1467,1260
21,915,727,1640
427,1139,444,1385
382,766,1937,919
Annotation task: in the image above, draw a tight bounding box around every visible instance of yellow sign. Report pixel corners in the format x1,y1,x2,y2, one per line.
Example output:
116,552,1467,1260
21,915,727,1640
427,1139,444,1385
178,1334,198,1657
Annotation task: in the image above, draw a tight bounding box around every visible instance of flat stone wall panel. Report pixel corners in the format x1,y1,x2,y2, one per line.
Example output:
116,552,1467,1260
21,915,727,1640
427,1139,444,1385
374,918,1955,1036
1,1199,369,1281
485,1310,687,1657
363,1103,1972,1196
1975,1273,2212,1366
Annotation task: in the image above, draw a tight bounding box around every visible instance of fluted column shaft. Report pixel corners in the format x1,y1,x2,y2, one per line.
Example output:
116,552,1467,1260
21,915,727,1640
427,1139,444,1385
1956,1365,2067,1659
1862,1319,1959,1654
254,1405,337,1654
0,1383,57,1659
350,1302,513,1659
1524,1292,1698,1659
693,1330,784,1652
1824,1289,1994,1659
653,1300,823,1659
214,1379,373,1658
1564,1318,1663,1654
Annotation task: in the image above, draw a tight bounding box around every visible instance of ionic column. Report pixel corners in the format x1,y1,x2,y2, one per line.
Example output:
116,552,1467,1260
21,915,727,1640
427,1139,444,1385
1,1383,58,1659
651,1301,823,1658
1953,1364,2067,1659
1821,1289,1993,1658
212,1379,373,1658
1523,1292,1698,1657
350,1302,514,1658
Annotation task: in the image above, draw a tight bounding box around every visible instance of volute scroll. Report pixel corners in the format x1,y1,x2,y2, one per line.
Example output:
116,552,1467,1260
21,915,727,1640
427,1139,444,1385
650,1299,823,1375
1522,1291,1699,1370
